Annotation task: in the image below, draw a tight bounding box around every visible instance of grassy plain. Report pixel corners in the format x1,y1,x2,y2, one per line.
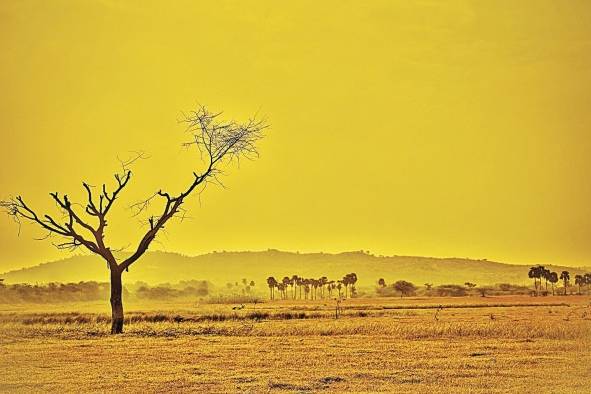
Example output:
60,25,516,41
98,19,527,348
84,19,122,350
1,295,590,393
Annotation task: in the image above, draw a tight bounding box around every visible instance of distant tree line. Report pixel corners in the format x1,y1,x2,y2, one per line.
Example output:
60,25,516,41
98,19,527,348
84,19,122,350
0,279,209,303
224,278,256,296
376,279,533,297
266,273,358,300
374,267,591,298
0,281,117,303
135,280,209,300
528,265,591,296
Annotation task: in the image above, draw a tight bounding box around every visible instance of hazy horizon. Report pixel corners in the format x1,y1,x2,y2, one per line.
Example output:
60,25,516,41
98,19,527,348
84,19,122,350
3,248,590,276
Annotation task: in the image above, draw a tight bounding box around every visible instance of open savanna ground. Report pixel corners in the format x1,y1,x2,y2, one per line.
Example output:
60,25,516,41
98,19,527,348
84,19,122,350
1,295,590,393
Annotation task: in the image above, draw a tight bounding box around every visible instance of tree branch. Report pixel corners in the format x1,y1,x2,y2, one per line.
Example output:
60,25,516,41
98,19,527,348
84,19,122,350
121,105,267,271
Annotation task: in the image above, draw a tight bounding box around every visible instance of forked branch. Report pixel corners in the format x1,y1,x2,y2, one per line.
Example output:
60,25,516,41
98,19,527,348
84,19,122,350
0,162,136,266
121,106,266,270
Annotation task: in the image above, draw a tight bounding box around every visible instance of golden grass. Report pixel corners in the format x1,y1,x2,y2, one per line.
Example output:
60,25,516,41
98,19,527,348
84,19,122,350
1,295,590,393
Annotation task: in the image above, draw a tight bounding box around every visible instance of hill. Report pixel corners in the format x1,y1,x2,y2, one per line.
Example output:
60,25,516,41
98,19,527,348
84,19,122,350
1,250,589,288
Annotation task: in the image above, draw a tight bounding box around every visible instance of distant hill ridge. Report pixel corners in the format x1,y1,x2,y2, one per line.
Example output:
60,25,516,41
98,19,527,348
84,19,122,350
1,250,588,286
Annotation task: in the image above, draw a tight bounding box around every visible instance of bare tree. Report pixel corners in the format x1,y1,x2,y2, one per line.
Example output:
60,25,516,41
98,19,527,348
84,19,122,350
0,105,266,334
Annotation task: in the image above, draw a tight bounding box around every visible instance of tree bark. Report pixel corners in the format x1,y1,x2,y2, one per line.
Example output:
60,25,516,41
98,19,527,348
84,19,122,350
110,268,124,334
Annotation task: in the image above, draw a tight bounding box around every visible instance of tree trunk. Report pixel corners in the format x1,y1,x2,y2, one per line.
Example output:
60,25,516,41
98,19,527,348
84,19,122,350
110,268,124,334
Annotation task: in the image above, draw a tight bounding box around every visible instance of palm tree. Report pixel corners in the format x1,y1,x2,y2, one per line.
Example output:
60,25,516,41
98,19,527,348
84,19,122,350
536,265,546,292
585,273,591,294
282,276,291,293
266,276,277,300
378,278,386,288
302,278,308,299
276,283,285,299
548,271,558,295
312,279,320,300
349,273,358,294
528,265,545,294
559,271,570,295
528,266,539,293
290,275,299,299
319,276,328,298
342,276,349,298
574,275,584,295
342,273,358,299
327,281,335,297
542,268,551,292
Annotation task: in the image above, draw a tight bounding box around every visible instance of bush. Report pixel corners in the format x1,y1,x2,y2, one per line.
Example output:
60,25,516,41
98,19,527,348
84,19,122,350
375,286,398,297
435,284,467,297
203,294,264,304
393,280,417,297
493,283,531,295
375,280,417,297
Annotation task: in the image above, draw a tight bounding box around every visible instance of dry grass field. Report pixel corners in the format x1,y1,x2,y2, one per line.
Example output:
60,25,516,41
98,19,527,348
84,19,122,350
1,295,590,393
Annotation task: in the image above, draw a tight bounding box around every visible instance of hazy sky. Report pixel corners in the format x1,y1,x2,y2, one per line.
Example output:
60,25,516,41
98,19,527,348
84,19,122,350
1,0,590,271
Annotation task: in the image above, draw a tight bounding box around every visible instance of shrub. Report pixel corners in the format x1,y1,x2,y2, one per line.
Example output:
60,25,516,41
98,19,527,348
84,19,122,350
393,280,417,297
435,284,467,297
203,294,264,304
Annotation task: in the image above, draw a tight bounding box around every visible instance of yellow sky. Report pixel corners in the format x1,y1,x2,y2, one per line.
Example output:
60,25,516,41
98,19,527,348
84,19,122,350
1,0,590,271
